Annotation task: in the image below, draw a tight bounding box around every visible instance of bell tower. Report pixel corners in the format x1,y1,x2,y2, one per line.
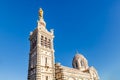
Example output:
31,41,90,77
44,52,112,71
28,8,55,80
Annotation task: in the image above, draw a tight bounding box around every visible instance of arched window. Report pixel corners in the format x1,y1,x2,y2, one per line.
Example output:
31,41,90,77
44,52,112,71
76,62,78,68
48,39,51,49
45,57,47,65
46,76,48,80
81,60,84,66
41,36,44,46
45,37,47,47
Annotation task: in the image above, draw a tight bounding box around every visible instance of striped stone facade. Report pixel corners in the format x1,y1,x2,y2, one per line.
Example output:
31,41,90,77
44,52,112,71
27,8,99,80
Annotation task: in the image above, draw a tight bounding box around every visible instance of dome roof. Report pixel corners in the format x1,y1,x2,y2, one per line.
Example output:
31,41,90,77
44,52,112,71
73,52,87,61
74,53,84,59
72,52,89,71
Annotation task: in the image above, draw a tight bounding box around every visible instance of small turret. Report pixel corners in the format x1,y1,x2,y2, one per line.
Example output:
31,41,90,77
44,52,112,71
72,52,89,71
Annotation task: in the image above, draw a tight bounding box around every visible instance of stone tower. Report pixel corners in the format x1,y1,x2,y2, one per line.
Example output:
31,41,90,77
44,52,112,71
27,8,55,80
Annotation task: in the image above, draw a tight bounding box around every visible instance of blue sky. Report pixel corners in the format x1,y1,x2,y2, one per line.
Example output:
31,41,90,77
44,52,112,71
0,0,120,80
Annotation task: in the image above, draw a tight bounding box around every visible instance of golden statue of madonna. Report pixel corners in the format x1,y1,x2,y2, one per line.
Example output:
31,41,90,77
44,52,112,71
39,8,43,18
